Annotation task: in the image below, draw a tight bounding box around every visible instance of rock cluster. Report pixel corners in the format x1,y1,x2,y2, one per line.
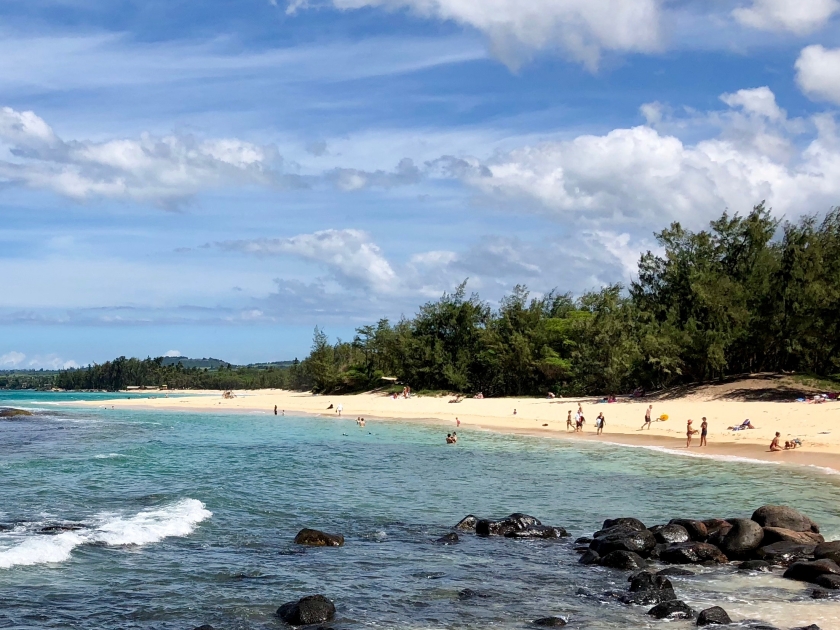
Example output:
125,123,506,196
293,528,345,547
455,513,569,539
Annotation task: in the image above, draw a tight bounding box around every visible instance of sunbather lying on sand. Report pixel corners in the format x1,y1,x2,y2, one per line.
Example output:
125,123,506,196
729,419,755,430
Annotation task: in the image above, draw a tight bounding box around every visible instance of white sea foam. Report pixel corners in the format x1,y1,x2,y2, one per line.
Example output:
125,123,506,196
93,453,125,459
0,499,211,569
598,441,783,466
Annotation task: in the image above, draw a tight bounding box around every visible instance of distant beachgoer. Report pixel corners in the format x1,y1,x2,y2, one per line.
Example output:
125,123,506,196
327,403,334,410
274,405,278,416
360,418,365,427
513,409,517,415
729,419,755,431
282,410,285,416
456,417,460,427
641,405,652,430
785,438,802,449
686,419,698,447
770,432,782,451
446,433,454,444
548,392,555,399
566,411,573,432
596,412,605,435
452,432,458,443
700,417,708,447
336,403,343,416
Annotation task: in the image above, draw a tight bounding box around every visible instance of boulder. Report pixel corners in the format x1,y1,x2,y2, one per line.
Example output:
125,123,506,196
814,575,840,590
603,517,646,531
629,572,673,593
812,588,834,599
599,550,647,570
783,559,840,584
505,525,568,539
455,515,478,531
294,529,344,547
579,550,600,565
719,519,764,559
590,526,656,557
648,600,695,620
435,533,459,544
753,541,816,565
739,560,771,572
659,542,728,565
657,567,695,577
532,617,567,627
814,541,840,563
277,595,336,625
476,513,541,537
751,506,819,534
761,527,824,546
697,606,733,626
653,524,691,545
670,519,709,541
575,536,593,545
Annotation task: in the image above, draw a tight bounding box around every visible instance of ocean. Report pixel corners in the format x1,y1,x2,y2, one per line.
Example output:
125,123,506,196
1,391,839,629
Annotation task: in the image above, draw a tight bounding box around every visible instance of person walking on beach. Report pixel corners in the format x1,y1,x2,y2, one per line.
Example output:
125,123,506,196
336,403,343,417
274,405,277,416
566,410,573,432
686,419,698,447
596,412,605,435
700,417,708,447
641,405,652,430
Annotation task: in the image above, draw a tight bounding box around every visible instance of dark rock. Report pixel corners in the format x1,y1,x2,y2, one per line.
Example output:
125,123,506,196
476,513,541,537
697,606,732,626
739,560,772,572
455,515,478,531
670,519,709,541
435,533,459,544
619,588,678,606
193,626,215,630
457,588,490,600
40,523,86,534
762,527,824,545
740,622,780,630
653,524,690,544
659,542,728,565
629,572,673,593
719,519,764,559
814,541,840,563
783,559,840,584
751,505,819,534
505,525,568,539
657,567,695,577
0,408,33,417
754,541,815,565
603,517,646,531
575,536,593,545
294,529,344,547
599,550,647,570
812,588,834,599
814,574,840,589
578,549,600,565
706,522,735,547
277,595,336,626
532,617,567,627
792,626,821,630
648,600,695,620
590,526,656,557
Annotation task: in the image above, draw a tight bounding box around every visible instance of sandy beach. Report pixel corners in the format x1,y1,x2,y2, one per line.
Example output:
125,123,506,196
83,380,840,472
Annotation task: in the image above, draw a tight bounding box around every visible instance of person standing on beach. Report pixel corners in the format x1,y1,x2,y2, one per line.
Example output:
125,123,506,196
641,405,652,430
566,411,573,432
686,419,698,447
596,412,605,435
700,417,708,447
456,417,460,427
336,403,343,417
274,405,277,416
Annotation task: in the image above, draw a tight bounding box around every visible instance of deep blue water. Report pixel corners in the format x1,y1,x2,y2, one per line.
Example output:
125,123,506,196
1,391,839,629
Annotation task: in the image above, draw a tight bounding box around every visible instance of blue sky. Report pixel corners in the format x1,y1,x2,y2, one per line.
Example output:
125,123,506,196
2,0,840,368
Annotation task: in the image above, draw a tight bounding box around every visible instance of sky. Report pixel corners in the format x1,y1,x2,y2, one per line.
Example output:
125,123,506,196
2,0,840,368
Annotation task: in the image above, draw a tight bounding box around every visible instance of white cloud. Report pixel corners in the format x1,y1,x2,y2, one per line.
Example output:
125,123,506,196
216,230,398,294
720,86,785,121
0,107,293,207
164,350,183,357
288,0,663,70
796,45,840,105
0,351,26,367
733,0,839,34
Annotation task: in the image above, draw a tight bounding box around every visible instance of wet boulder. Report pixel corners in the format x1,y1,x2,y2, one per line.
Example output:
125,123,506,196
652,524,690,545
659,542,728,565
590,526,656,557
619,572,677,605
532,616,567,627
599,550,647,570
761,527,824,546
657,567,695,577
602,517,646,531
670,519,709,541
751,506,819,534
739,560,772,572
783,559,840,584
505,525,569,539
814,575,840,589
697,606,732,626
293,529,345,547
648,600,695,620
476,513,541,537
753,541,816,565
435,533,459,544
455,515,478,531
719,519,764,559
277,595,336,625
814,541,840,563
578,550,600,565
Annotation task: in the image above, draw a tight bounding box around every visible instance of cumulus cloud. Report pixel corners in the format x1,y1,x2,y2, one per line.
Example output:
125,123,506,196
0,350,78,370
164,349,183,357
216,229,398,293
733,0,839,34
0,106,296,207
327,158,422,191
287,0,663,70
0,351,26,367
796,45,840,105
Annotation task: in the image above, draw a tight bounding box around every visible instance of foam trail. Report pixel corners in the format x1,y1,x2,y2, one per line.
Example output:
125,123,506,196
0,499,211,569
598,441,783,466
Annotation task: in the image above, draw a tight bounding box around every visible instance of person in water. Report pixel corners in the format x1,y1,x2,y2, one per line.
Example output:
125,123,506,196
770,432,782,452
686,419,698,447
446,433,455,444
641,405,652,430
451,432,458,443
700,417,708,446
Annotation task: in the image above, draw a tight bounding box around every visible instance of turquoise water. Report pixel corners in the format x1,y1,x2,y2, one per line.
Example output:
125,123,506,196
2,391,840,629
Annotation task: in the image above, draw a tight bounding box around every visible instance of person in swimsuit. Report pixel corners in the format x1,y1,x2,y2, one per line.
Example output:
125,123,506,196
770,432,782,451
566,411,573,432
596,412,605,435
274,405,278,416
700,417,708,447
641,405,652,430
686,419,698,447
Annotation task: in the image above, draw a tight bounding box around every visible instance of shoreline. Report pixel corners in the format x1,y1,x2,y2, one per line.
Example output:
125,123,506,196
71,388,840,474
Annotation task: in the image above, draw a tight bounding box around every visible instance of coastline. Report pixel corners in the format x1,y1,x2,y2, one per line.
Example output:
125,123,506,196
74,388,840,473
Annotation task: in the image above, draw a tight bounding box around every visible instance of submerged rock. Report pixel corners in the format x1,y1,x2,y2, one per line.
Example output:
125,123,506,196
578,550,600,565
658,542,728,565
752,505,819,534
648,600,695,620
435,533,459,544
814,575,840,589
0,408,33,418
532,616,567,626
455,515,478,531
505,525,568,539
719,519,764,559
697,606,733,626
476,513,541,537
193,626,215,630
754,541,815,565
619,572,677,605
293,529,344,547
457,588,490,600
739,560,772,572
277,595,336,625
657,567,695,577
783,559,840,584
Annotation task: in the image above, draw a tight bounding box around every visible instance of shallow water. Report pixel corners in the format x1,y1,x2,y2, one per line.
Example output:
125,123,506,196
1,391,839,629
